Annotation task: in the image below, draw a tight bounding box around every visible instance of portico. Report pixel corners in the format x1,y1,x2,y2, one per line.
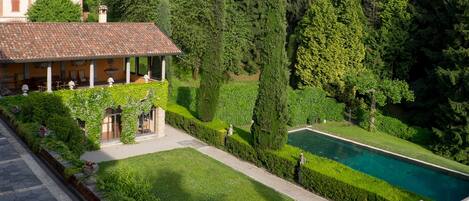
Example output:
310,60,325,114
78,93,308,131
0,22,178,95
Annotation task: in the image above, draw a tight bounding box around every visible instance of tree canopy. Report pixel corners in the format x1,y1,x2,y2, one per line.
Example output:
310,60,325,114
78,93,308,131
27,0,82,22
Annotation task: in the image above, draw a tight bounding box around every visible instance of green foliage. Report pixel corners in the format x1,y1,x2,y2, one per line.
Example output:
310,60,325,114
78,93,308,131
364,0,414,80
58,82,168,147
250,0,289,150
104,0,172,35
46,114,85,155
346,71,414,107
294,0,365,94
196,0,225,122
359,111,433,144
288,87,345,126
170,0,258,78
97,165,160,201
427,0,469,165
170,80,345,127
27,0,82,22
166,104,227,147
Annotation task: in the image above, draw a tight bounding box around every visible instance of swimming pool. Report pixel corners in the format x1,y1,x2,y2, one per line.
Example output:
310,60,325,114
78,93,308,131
288,129,469,201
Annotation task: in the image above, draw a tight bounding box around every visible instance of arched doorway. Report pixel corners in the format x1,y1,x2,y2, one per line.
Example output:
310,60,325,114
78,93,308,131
101,107,122,141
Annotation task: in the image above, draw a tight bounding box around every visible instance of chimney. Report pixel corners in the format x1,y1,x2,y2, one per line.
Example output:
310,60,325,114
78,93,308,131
98,5,108,23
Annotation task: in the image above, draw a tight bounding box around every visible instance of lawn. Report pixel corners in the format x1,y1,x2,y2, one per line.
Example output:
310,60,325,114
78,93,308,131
311,121,469,174
97,148,292,201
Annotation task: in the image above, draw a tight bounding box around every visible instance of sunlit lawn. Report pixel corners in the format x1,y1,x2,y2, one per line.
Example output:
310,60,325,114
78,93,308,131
311,121,469,174
98,148,292,201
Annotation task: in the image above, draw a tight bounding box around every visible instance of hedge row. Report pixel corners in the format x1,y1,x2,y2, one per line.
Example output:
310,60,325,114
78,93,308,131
170,80,345,127
167,104,425,201
166,103,228,148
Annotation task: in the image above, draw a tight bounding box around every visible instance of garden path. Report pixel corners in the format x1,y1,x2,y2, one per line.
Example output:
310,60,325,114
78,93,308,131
0,120,73,201
81,125,328,201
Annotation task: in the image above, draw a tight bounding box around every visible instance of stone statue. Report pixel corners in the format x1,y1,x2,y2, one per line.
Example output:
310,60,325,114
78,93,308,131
21,84,29,96
299,152,306,166
68,81,75,90
228,124,233,136
107,77,115,87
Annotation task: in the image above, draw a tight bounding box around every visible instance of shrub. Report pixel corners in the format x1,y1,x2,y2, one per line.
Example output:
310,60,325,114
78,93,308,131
17,122,43,153
97,165,160,201
288,87,345,126
166,104,227,147
46,114,85,155
359,111,433,144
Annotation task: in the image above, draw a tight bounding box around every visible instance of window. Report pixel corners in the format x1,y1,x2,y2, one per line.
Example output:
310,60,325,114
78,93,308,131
11,0,20,12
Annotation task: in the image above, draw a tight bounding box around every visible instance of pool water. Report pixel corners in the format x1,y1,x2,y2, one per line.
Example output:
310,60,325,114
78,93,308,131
288,129,469,201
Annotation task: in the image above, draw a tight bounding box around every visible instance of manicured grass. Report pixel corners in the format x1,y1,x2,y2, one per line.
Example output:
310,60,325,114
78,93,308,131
98,148,292,201
311,121,469,174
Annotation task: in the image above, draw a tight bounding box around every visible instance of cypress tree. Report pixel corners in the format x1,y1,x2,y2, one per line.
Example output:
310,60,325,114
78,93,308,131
251,0,289,150
196,0,225,122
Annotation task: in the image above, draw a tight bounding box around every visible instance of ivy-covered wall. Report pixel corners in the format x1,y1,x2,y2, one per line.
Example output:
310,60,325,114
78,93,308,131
56,81,169,149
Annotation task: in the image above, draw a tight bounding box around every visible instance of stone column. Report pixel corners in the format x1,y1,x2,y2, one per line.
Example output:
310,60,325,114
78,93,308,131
126,58,131,84
156,107,166,137
161,56,166,81
89,60,95,88
46,62,52,93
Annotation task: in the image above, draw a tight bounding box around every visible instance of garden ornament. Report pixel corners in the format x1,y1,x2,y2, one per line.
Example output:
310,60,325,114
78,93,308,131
21,84,29,96
39,125,49,138
107,77,115,87
144,74,150,83
228,124,233,136
83,161,99,176
299,152,306,165
68,80,75,90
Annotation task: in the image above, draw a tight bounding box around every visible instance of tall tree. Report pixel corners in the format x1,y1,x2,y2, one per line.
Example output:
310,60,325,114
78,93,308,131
251,0,289,150
346,71,414,131
294,0,365,95
27,0,82,22
197,0,225,122
431,0,469,164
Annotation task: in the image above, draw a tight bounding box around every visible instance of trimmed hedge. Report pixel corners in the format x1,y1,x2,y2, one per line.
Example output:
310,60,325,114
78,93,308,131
166,103,227,148
170,80,345,127
163,103,425,201
359,111,433,145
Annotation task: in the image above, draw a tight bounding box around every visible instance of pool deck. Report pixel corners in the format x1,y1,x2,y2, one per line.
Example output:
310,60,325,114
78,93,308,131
289,127,469,179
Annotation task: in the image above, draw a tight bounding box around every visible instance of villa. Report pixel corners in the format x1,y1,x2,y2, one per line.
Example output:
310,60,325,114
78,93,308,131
0,7,181,142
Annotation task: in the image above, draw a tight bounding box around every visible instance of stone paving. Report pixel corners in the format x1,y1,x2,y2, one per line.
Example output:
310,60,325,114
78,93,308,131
82,125,328,201
0,120,71,201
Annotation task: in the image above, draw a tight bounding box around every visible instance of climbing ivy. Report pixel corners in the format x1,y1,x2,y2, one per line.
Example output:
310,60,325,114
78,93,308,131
56,82,168,148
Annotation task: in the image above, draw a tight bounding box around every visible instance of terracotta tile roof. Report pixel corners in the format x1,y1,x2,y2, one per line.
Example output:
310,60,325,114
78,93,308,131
0,22,181,63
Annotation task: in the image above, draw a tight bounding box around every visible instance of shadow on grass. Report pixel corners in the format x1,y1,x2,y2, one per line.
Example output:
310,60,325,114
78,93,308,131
176,86,199,118
153,169,227,201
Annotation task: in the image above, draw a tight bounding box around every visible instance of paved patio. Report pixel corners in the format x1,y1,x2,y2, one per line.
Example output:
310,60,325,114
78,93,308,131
0,120,72,201
81,125,327,201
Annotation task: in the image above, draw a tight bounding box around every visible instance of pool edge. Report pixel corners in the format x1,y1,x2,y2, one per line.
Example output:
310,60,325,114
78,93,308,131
288,127,469,179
